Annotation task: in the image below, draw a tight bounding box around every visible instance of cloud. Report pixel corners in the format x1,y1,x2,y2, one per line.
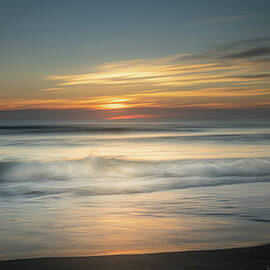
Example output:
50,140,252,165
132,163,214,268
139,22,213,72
233,74,270,79
180,37,270,61
221,47,270,60
47,38,270,91
1,38,270,116
43,87,64,92
43,38,270,114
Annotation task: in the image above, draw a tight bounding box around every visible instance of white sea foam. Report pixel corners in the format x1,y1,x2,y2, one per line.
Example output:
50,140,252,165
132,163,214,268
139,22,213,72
0,157,269,198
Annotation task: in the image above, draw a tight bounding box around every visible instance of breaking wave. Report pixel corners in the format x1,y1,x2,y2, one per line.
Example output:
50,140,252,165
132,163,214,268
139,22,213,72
0,157,270,198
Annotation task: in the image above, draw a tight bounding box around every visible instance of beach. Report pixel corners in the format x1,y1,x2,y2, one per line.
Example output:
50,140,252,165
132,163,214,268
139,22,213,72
1,244,269,270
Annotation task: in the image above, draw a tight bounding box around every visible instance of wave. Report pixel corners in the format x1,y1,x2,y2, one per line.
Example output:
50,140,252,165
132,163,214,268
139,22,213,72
0,123,239,135
0,124,208,134
0,157,270,198
0,125,134,134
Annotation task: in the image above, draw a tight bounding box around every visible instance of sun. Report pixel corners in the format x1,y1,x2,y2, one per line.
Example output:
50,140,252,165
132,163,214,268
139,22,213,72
100,103,130,109
92,98,131,110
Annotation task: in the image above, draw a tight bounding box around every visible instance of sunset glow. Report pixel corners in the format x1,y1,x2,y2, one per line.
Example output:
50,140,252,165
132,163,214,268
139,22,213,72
1,43,269,119
1,0,270,265
96,103,130,110
107,114,156,120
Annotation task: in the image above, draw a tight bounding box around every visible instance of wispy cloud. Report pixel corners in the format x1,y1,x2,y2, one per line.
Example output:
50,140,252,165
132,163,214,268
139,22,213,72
1,38,270,117
43,87,64,92
47,38,270,91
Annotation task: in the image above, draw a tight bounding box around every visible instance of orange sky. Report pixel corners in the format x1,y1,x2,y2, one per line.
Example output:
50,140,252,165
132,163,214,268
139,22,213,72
1,40,270,119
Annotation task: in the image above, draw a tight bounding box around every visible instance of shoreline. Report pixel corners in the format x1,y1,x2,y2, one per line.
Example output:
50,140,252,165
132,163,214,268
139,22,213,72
1,244,269,270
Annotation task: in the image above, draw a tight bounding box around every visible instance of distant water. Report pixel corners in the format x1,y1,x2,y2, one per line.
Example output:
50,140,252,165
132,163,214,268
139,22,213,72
0,119,270,260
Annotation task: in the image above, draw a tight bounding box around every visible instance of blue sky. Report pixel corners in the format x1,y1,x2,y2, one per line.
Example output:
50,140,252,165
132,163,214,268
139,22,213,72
1,0,269,64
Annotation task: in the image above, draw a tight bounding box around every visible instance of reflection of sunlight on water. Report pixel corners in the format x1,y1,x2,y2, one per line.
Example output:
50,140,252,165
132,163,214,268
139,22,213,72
1,122,270,259
58,184,270,256
51,186,270,256
1,125,270,162
2,183,269,260
1,138,270,162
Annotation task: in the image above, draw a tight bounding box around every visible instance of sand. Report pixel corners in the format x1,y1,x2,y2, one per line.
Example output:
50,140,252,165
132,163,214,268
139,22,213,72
0,244,269,270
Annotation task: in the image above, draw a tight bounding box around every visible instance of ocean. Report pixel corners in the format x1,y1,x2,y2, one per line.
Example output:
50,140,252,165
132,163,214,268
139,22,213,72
0,119,270,260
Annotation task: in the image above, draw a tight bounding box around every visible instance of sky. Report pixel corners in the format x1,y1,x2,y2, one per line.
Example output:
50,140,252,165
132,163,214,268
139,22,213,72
1,0,270,120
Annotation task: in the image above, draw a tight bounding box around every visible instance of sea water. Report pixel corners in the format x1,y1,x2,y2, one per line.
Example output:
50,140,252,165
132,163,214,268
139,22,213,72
0,119,270,259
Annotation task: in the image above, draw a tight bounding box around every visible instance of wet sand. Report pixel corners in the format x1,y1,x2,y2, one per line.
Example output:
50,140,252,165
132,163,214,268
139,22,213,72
1,244,269,270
